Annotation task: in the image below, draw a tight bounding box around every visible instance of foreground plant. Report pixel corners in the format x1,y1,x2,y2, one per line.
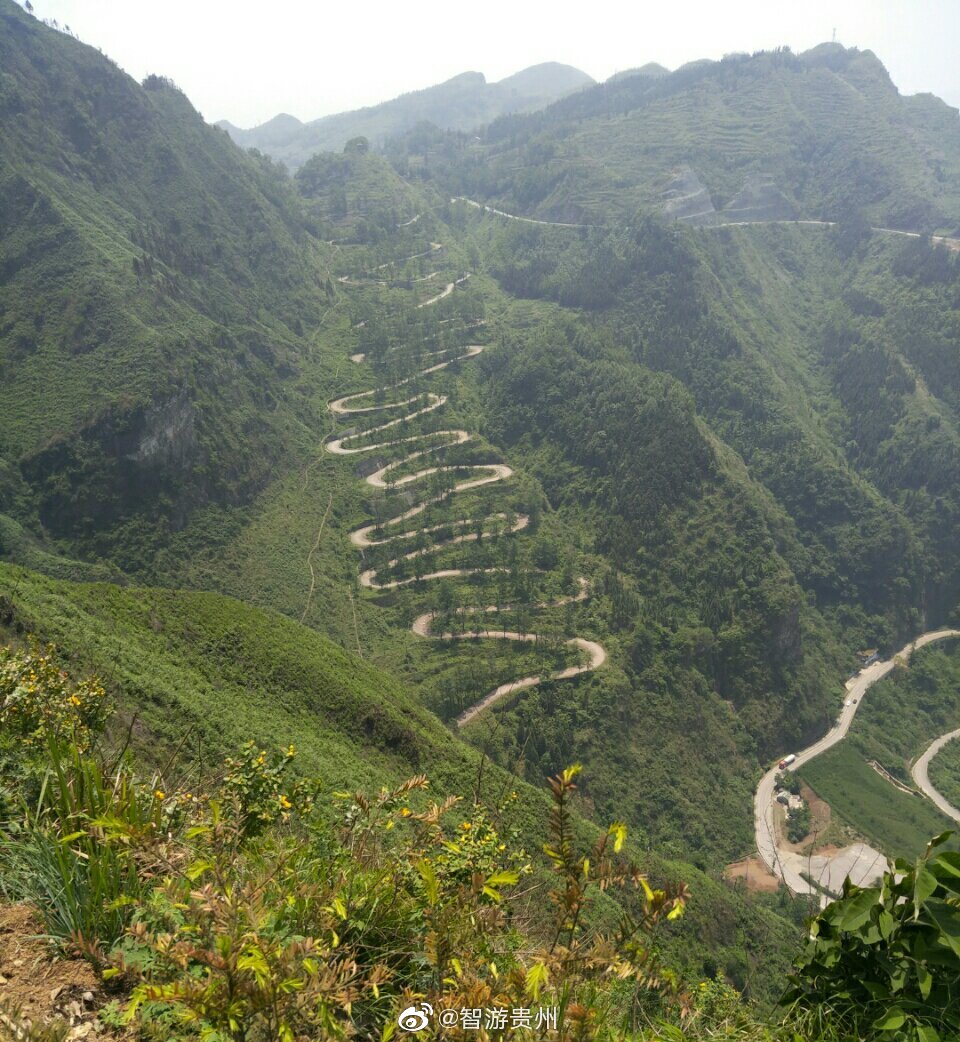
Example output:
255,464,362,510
782,831,960,1042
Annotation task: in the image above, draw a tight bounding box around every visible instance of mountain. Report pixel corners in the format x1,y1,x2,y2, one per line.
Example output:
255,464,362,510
0,0,340,573
3,6,960,1034
218,62,594,169
398,44,960,233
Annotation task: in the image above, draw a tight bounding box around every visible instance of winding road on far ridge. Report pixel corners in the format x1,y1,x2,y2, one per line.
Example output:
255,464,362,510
755,629,960,898
450,197,960,251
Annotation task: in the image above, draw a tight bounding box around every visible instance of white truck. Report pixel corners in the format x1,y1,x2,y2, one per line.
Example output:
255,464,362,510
778,753,797,770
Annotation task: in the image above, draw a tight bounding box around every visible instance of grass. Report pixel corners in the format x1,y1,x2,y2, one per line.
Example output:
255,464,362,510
797,743,958,859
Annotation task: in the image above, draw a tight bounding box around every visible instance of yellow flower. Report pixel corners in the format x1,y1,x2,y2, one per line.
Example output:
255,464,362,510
154,789,165,800
69,695,81,706
461,822,472,831
279,795,292,810
400,807,411,817
286,744,296,757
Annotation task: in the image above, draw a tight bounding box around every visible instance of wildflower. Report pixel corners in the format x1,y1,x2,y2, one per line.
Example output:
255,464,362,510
279,795,292,810
154,789,165,800
401,807,411,817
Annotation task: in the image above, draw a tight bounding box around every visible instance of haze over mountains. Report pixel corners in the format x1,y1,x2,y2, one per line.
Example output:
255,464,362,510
218,62,594,169
392,42,960,233
3,0,960,1034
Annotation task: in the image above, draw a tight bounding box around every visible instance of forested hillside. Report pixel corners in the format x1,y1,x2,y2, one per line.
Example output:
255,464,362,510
2,4,960,1036
387,44,960,232
0,0,337,572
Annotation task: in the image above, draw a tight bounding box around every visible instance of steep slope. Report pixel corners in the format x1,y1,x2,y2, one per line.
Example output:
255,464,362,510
462,201,960,631
220,63,594,170
4,6,959,986
0,559,803,1002
0,0,335,571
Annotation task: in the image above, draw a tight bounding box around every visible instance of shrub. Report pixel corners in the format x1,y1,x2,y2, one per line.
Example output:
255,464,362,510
782,831,960,1041
0,738,160,963
113,766,688,1040
0,642,108,752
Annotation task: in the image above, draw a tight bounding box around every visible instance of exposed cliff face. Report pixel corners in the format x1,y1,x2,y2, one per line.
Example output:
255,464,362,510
129,392,196,466
721,174,797,222
661,166,717,224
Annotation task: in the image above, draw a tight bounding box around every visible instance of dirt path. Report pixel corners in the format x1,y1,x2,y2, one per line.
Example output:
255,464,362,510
300,492,333,623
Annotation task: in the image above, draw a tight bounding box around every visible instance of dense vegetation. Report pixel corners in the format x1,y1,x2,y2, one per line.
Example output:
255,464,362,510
3,3,960,1037
0,562,805,1006
2,644,958,1041
387,45,960,232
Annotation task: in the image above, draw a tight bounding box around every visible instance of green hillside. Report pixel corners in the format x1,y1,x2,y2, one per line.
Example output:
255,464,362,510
4,5,960,1036
390,44,960,232
795,637,960,857
0,560,803,1006
0,0,340,571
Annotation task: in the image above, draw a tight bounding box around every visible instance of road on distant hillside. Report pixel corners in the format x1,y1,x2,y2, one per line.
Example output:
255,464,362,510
755,629,960,896
452,196,960,251
912,729,960,823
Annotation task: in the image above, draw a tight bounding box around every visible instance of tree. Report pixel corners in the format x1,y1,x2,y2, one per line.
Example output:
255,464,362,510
344,136,370,156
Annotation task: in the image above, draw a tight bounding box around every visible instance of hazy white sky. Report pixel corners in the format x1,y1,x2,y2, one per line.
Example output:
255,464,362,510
24,0,960,128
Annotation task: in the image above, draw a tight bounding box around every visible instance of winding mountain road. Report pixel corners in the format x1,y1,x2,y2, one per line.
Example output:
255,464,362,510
409,580,603,726
755,629,960,897
325,287,606,723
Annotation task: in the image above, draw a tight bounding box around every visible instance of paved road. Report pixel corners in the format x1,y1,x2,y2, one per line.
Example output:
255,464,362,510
453,196,960,251
912,729,960,823
755,629,960,896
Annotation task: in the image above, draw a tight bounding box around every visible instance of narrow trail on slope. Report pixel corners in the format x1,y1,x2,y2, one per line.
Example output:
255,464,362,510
300,492,334,624
324,298,606,723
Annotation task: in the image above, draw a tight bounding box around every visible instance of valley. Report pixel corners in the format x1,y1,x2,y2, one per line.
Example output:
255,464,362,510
1,3,960,1037
755,629,960,899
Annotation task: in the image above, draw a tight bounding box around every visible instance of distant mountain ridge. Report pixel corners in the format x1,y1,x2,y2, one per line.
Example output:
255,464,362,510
218,62,594,168
401,43,960,234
